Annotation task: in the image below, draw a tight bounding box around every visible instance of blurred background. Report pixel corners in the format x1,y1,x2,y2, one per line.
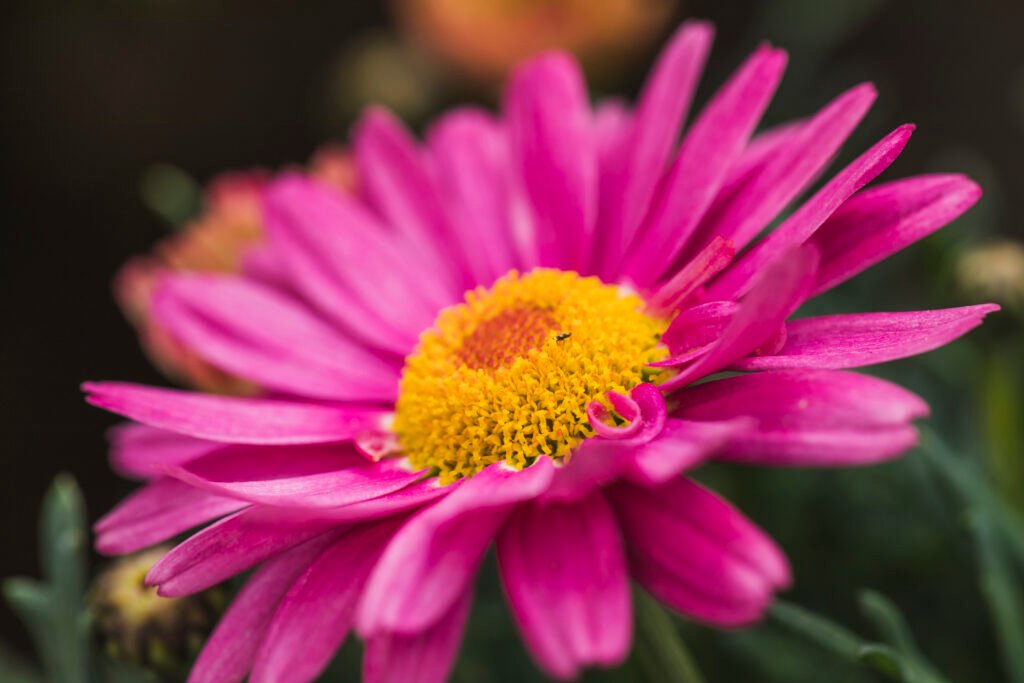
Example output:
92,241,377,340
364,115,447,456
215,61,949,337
2,1,1023,681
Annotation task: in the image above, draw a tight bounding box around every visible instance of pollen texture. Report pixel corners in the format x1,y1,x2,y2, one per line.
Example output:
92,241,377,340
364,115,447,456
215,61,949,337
394,269,669,483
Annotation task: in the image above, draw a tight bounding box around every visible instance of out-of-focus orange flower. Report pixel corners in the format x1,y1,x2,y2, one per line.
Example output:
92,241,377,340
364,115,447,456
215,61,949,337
117,149,356,394
393,0,679,85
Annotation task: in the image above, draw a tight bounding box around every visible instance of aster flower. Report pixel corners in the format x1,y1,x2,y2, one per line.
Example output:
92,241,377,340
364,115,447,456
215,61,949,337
86,21,997,683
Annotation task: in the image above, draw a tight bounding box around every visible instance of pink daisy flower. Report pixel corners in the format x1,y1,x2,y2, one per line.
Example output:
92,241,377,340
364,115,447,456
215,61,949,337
86,21,997,683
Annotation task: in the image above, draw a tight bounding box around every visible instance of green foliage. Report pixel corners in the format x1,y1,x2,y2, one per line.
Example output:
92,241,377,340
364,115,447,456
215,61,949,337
632,589,705,683
770,598,951,683
2,475,154,683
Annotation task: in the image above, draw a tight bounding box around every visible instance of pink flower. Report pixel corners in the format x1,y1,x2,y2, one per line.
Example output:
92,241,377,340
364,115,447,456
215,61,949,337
86,21,997,683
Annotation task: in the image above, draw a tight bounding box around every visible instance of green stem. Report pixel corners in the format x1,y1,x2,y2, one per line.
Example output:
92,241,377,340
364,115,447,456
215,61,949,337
633,589,706,683
918,426,1024,567
971,511,1024,683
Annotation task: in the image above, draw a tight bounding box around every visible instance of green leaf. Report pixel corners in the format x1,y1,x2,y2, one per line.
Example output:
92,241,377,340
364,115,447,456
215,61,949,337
632,589,705,683
4,475,92,683
858,590,947,682
856,644,906,679
859,590,919,654
769,599,862,660
971,510,1024,683
770,599,952,683
918,426,1024,567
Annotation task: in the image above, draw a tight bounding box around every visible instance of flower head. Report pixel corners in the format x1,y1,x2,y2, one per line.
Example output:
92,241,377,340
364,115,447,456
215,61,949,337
87,21,996,683
90,546,224,673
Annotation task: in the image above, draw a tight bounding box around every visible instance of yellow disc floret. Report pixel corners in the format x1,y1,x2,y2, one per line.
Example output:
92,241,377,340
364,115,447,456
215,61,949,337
394,269,669,483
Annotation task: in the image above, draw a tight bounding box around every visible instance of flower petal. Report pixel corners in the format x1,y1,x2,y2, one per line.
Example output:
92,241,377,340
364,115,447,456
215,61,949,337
733,305,1000,370
597,21,713,275
263,174,453,349
708,124,915,300
497,492,630,680
505,52,596,270
659,246,818,392
609,478,790,627
673,369,929,465
625,417,754,486
354,107,464,291
623,44,787,286
686,82,877,256
808,174,983,297
358,458,555,636
152,273,400,401
83,382,390,445
146,506,340,597
250,519,403,683
94,478,246,555
426,108,520,286
165,444,424,509
187,533,340,683
363,590,473,683
657,300,737,364
107,423,218,479
646,237,735,314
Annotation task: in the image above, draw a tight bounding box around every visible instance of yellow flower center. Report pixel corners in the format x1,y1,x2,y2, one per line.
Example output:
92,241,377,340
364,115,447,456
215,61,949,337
394,269,669,483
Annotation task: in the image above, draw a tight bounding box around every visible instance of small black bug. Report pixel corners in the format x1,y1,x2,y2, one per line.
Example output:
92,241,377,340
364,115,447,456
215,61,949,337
555,332,572,342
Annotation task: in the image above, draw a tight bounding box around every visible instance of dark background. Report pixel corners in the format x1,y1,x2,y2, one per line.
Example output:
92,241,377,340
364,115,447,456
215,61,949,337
2,0,1023,677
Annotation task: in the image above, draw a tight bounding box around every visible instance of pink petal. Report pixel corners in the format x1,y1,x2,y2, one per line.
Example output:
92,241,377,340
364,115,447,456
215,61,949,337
708,124,915,300
623,44,787,286
597,22,713,276
188,533,340,683
358,458,555,636
609,478,790,627
302,477,456,523
146,506,341,597
250,519,403,683
165,444,425,509
686,83,877,256
659,246,818,392
83,382,390,445
363,590,472,683
497,492,630,680
656,300,738,364
733,305,1000,370
94,478,246,555
721,425,922,465
646,237,735,314
673,369,929,466
426,108,520,285
505,52,596,270
152,273,399,401
263,174,453,349
353,107,464,290
808,174,983,297
624,417,754,486
107,423,218,479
